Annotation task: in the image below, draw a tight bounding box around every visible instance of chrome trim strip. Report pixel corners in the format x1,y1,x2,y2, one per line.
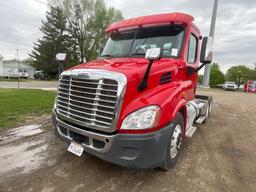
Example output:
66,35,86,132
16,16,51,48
70,84,118,93
69,93,116,104
61,69,126,97
69,88,118,98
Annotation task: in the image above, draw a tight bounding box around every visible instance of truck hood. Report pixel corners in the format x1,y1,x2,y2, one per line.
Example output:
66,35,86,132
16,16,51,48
69,58,179,82
66,58,182,131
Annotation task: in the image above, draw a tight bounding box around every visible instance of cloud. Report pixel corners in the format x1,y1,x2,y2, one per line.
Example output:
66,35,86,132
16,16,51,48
0,0,47,60
1,0,256,73
105,0,256,72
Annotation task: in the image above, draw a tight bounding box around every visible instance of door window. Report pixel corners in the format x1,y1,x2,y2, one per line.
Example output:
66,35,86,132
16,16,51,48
187,34,197,64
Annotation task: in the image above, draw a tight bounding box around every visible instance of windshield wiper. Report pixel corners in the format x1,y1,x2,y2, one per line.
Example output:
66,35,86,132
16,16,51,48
127,28,140,55
101,54,113,58
131,52,145,56
130,37,148,56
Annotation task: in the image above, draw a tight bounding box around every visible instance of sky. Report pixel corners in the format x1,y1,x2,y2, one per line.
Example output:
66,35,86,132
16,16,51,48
0,0,256,73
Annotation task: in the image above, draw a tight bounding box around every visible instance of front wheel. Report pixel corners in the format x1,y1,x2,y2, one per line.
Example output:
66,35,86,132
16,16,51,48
160,112,184,171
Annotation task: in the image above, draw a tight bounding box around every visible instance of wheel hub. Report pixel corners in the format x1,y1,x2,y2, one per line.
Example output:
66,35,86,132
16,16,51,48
170,124,182,159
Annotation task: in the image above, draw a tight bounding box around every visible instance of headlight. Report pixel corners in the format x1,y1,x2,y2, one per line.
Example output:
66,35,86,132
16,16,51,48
120,105,161,130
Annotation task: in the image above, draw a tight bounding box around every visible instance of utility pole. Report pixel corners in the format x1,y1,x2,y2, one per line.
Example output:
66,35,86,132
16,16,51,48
202,0,219,87
16,49,20,89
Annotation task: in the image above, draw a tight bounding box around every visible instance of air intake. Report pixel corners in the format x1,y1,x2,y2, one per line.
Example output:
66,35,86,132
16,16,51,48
160,72,172,85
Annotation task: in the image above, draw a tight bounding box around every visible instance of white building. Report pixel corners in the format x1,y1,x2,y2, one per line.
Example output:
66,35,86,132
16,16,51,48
0,54,35,79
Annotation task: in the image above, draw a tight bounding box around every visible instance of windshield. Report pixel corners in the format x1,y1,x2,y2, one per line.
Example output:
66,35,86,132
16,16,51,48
101,25,185,58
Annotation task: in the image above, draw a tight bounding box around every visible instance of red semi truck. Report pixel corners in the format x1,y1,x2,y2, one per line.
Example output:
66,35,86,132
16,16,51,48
244,80,256,93
52,12,213,170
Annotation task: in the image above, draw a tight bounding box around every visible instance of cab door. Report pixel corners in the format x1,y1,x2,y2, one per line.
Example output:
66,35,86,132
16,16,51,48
185,32,200,100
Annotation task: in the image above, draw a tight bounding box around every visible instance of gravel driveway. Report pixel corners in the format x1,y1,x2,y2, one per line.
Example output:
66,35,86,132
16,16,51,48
0,89,256,192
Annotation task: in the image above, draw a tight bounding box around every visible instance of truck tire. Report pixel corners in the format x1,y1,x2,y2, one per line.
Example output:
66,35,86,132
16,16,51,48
208,96,213,114
160,112,184,171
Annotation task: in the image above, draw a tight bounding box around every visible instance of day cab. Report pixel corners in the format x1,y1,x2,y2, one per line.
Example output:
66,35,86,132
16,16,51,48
52,12,213,170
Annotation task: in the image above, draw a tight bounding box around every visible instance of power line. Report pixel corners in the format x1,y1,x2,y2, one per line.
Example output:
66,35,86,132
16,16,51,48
33,0,48,6
0,1,47,30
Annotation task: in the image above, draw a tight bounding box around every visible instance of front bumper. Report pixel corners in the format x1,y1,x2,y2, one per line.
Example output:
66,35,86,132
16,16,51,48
52,110,171,169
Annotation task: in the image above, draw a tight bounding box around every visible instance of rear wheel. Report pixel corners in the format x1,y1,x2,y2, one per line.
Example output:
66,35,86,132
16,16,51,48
160,112,184,171
207,96,213,115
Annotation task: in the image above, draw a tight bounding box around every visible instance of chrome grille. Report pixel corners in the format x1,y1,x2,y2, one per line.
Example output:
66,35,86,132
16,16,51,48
56,70,126,132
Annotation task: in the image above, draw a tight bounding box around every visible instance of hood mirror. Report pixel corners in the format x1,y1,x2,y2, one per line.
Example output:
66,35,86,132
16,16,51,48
145,48,162,61
138,48,162,92
56,53,67,62
55,53,67,77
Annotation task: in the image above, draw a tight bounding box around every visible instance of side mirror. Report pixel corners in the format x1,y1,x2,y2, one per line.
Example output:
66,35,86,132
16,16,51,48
56,53,67,77
200,37,213,64
56,53,67,62
145,48,162,61
187,37,214,76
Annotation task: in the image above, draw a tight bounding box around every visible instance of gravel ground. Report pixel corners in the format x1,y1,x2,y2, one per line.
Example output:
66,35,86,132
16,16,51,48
0,89,256,192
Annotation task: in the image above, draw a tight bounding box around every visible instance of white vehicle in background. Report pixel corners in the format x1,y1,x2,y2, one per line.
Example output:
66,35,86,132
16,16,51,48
19,69,29,79
223,82,238,91
4,69,29,79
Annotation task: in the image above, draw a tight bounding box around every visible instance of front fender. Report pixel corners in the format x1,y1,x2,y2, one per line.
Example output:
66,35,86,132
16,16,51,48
117,81,188,134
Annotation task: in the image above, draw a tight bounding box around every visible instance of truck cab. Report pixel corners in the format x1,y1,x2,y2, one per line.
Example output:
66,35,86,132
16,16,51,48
52,12,213,170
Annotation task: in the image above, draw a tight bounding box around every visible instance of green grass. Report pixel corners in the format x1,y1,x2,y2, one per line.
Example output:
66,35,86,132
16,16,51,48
0,89,56,130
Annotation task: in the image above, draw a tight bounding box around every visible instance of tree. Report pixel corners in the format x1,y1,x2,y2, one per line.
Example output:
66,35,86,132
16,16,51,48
21,58,34,65
60,0,93,63
253,62,256,80
86,1,123,60
31,0,123,77
198,74,203,85
209,63,225,88
30,6,73,77
226,65,254,88
59,0,123,62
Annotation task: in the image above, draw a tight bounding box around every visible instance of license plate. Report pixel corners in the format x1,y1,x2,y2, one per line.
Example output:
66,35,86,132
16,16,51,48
68,142,84,157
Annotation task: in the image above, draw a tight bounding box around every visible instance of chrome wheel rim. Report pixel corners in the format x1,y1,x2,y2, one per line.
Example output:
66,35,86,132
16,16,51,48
170,124,182,159
205,105,209,118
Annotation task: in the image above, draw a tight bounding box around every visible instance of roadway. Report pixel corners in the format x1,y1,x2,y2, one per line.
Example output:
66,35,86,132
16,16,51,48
0,81,58,91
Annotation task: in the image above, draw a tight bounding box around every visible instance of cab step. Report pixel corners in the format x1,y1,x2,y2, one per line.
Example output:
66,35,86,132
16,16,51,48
185,126,197,138
195,116,206,124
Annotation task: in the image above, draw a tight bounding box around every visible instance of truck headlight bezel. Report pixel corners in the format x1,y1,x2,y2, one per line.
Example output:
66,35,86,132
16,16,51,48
120,105,161,130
